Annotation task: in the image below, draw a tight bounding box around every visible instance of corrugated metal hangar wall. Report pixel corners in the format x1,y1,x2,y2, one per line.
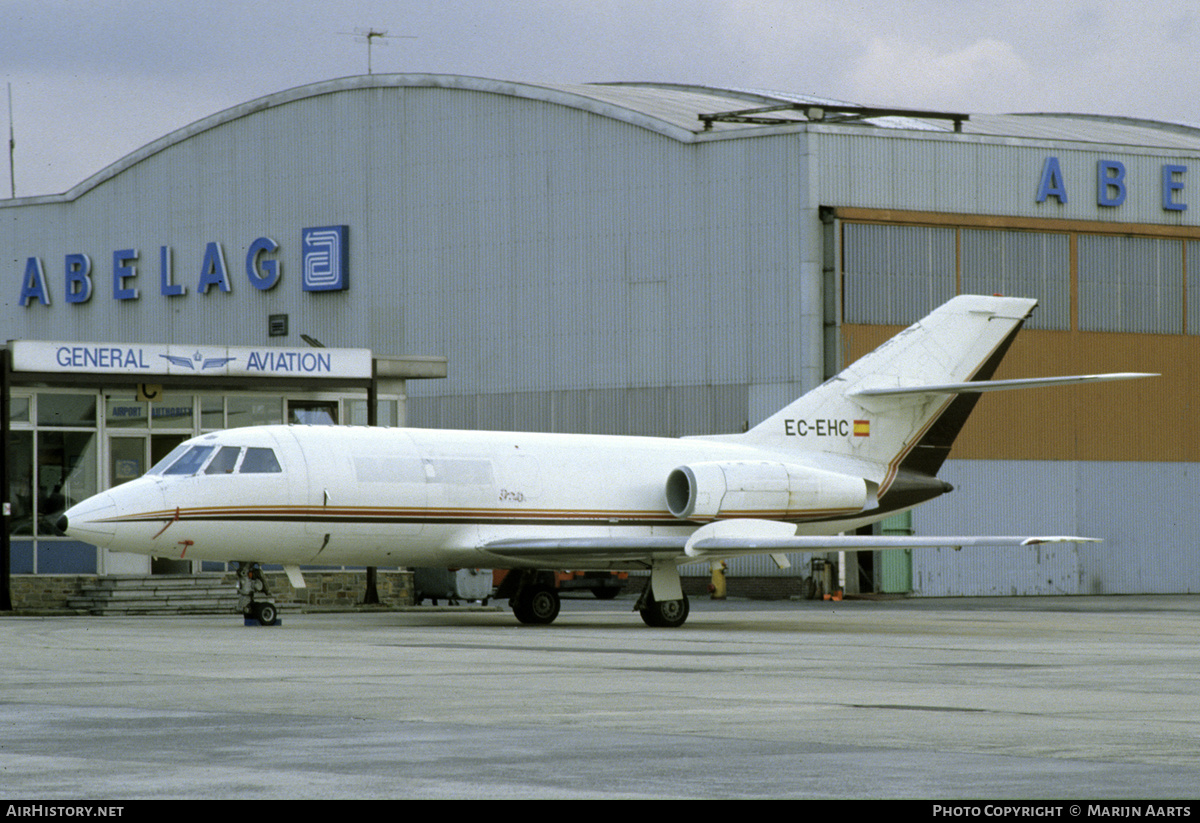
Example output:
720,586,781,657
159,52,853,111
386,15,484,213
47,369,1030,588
5,75,1199,595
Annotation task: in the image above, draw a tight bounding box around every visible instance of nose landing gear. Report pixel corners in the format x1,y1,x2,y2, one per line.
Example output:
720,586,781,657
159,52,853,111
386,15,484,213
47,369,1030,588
236,562,280,626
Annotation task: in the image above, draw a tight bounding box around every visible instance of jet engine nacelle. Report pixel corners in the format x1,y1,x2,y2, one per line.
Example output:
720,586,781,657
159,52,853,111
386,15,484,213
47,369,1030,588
665,460,869,521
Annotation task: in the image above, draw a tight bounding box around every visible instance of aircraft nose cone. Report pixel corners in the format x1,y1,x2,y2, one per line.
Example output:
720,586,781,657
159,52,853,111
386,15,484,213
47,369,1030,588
61,493,118,547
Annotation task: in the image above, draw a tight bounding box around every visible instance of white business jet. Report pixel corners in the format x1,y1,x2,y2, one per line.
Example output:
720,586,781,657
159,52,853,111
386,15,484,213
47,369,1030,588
61,295,1153,627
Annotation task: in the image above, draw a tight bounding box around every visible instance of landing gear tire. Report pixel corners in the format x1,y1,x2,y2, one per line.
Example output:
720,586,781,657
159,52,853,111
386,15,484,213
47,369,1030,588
640,592,689,628
512,585,560,625
250,601,278,626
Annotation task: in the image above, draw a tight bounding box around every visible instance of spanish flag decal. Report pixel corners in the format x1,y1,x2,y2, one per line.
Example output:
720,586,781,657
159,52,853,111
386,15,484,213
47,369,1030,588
853,419,870,437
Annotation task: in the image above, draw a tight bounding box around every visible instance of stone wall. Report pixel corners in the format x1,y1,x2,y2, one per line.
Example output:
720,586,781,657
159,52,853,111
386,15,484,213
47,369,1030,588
250,570,414,609
9,575,91,612
7,570,414,613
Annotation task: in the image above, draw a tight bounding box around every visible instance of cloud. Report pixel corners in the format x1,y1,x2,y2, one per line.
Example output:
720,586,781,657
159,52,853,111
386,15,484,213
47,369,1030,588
9,0,1200,196
847,36,1036,113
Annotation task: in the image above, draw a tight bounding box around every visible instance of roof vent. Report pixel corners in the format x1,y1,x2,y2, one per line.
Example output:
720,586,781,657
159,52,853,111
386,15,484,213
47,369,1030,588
698,103,968,132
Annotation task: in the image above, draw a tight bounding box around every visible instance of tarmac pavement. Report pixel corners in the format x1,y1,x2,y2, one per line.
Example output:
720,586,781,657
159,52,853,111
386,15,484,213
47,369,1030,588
1,594,1198,799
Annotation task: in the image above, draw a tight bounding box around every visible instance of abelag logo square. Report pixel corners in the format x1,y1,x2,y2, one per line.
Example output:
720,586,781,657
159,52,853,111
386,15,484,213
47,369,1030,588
301,225,349,292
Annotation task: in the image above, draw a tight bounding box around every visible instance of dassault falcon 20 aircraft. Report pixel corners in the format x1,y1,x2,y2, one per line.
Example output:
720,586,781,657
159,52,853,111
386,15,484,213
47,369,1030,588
61,295,1154,627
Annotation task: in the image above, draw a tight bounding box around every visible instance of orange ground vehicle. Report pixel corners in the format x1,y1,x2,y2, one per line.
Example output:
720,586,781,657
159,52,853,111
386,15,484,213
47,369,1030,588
493,569,628,599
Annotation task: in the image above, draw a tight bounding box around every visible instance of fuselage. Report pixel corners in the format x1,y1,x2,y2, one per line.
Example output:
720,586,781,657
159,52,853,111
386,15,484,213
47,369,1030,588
61,424,912,570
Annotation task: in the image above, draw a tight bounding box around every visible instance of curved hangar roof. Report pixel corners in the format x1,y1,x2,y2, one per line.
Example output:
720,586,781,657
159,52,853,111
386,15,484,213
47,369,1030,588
25,73,1200,202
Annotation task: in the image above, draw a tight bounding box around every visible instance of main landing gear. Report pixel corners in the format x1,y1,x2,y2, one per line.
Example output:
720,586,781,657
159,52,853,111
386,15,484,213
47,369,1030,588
635,588,690,628
634,561,690,628
499,564,691,627
500,571,561,625
235,561,279,626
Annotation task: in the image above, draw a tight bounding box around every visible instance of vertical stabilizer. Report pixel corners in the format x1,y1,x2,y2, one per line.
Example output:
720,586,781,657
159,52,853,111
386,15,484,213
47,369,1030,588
740,295,1037,494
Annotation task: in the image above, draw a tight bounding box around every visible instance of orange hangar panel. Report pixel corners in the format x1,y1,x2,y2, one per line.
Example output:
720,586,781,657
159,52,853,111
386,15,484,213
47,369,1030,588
842,325,1190,462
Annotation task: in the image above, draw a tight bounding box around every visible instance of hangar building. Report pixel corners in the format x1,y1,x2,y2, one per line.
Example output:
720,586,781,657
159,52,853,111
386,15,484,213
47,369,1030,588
3,74,1196,604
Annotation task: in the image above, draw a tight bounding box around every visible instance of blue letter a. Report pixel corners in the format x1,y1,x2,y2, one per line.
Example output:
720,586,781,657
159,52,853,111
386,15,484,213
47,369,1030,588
1036,157,1068,204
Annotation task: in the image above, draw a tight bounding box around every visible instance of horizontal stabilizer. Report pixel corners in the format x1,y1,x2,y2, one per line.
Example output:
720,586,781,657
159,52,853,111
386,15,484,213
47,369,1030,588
850,372,1157,398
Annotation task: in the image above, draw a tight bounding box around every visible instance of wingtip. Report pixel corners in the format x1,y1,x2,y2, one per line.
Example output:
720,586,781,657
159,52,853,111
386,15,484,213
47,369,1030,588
1021,536,1103,545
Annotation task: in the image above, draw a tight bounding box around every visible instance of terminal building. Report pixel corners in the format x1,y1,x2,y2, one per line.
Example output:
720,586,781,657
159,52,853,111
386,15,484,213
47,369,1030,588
3,74,1197,606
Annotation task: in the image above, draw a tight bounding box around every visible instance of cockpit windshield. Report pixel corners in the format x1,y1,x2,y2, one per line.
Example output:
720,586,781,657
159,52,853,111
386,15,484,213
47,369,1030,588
146,442,193,476
146,443,283,477
160,445,216,475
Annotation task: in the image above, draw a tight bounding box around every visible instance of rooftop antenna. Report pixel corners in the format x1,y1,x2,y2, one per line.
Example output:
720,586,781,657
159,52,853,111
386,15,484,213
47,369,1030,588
339,27,417,75
6,82,13,198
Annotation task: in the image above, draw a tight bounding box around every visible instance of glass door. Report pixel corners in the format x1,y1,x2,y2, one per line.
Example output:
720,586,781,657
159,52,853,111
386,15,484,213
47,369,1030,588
109,436,147,487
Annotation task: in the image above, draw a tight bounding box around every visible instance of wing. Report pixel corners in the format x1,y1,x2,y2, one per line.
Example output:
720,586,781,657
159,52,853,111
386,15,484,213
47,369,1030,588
484,536,688,568
482,519,1099,568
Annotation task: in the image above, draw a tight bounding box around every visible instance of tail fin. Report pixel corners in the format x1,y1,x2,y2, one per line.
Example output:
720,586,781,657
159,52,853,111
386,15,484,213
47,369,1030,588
740,295,1037,494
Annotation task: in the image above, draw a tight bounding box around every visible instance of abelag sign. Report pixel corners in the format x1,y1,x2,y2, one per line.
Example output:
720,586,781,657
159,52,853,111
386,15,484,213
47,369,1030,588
18,225,349,308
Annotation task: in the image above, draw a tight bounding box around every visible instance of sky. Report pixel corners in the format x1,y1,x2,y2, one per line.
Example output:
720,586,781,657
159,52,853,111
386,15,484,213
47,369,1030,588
4,0,1200,197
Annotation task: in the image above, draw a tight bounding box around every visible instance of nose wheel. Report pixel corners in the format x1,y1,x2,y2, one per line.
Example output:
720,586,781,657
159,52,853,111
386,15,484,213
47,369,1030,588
249,601,278,625
236,562,280,626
